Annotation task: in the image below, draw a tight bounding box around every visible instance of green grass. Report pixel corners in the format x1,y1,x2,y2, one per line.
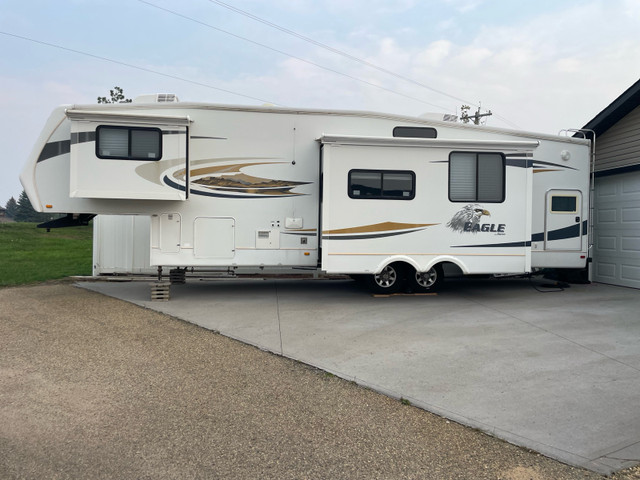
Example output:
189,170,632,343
0,222,93,286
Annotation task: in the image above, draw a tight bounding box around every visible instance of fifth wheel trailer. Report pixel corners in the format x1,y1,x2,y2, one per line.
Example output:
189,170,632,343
21,96,592,293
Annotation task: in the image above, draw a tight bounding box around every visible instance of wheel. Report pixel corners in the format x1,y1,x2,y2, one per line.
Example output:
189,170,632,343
364,263,404,294
408,265,443,293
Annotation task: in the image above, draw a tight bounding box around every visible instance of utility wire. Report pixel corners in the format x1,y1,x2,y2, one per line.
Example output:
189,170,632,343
208,0,473,107
0,30,275,105
137,0,452,112
206,0,522,129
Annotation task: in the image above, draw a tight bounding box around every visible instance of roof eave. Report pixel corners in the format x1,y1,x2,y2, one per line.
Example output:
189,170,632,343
580,78,640,137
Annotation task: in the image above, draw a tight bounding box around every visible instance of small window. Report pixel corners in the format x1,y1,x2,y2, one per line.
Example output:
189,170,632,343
551,196,577,213
449,152,505,203
96,126,162,160
393,126,437,139
349,169,415,200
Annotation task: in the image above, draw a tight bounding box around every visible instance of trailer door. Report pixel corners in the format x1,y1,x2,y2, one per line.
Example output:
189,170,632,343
66,110,190,201
545,189,583,250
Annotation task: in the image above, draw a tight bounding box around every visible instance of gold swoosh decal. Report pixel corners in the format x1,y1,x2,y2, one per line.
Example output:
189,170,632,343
173,161,287,181
324,222,437,235
136,157,186,185
186,161,287,179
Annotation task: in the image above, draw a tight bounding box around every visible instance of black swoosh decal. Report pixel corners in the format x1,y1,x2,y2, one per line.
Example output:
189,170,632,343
37,140,70,163
38,130,182,163
453,221,587,248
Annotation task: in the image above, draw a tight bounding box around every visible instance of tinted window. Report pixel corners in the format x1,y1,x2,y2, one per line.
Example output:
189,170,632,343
551,196,577,212
383,172,413,197
96,126,162,161
350,171,382,197
349,170,415,200
393,126,437,139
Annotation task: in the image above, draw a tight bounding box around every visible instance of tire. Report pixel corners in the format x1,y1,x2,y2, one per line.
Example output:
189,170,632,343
408,264,443,293
364,263,404,294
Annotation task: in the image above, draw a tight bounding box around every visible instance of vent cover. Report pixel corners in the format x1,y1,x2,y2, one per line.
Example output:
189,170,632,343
157,93,179,103
133,94,180,104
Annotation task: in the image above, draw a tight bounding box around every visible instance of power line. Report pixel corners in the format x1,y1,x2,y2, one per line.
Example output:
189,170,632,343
206,0,521,129
207,0,474,106
0,30,275,105
137,0,452,112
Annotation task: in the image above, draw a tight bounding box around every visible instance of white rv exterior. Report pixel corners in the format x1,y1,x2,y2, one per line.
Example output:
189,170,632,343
21,97,591,292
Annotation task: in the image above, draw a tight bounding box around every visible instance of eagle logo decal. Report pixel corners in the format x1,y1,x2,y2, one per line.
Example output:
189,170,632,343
447,204,491,233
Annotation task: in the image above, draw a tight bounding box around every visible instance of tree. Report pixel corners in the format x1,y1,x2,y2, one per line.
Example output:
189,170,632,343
97,86,132,104
5,196,17,219
15,190,38,222
14,190,53,223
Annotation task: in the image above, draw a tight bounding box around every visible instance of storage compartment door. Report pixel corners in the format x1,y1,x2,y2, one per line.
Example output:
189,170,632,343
159,213,182,254
194,217,235,259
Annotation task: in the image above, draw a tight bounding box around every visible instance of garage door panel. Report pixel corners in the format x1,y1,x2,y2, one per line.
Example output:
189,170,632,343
622,264,640,284
597,181,617,197
622,207,640,222
597,235,617,251
595,261,616,280
597,208,617,223
621,236,640,253
593,170,640,289
623,177,640,193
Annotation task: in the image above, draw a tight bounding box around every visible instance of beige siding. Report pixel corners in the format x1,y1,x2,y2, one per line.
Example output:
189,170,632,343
595,104,640,172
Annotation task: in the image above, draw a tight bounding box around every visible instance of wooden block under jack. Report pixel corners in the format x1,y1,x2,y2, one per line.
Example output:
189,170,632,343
150,281,171,301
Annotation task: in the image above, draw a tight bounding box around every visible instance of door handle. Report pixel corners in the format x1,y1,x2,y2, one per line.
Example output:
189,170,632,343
575,216,580,223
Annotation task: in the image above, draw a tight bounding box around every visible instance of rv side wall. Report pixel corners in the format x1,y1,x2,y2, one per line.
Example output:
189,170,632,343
22,102,591,276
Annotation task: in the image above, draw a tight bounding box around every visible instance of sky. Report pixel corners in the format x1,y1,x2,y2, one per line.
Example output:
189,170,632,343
1,0,640,203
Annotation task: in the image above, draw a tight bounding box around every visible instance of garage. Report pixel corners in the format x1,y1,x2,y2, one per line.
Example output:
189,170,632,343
583,78,640,289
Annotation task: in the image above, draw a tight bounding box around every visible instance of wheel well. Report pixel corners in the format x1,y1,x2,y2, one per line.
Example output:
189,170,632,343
377,259,463,277
439,261,464,276
387,261,412,277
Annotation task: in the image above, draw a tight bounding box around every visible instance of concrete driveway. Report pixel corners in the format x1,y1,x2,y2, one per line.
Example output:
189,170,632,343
81,277,640,474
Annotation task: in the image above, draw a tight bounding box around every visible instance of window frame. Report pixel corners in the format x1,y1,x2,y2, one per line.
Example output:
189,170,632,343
448,151,506,203
348,169,416,200
96,125,163,161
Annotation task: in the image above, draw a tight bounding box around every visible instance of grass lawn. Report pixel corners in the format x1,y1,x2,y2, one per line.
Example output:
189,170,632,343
0,222,93,286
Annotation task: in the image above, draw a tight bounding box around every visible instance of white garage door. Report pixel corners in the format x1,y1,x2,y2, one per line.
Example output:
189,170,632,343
593,170,640,288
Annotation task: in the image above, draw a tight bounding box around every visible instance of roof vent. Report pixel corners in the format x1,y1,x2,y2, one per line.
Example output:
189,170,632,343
157,93,179,103
133,93,180,104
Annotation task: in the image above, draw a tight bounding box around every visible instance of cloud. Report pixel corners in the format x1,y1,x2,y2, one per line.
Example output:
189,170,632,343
415,40,453,68
297,0,640,132
323,0,417,14
444,0,485,13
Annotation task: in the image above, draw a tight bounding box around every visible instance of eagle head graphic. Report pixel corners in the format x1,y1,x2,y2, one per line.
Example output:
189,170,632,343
447,204,491,233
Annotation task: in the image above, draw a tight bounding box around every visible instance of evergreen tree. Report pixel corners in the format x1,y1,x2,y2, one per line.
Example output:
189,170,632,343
5,196,17,219
15,190,50,222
